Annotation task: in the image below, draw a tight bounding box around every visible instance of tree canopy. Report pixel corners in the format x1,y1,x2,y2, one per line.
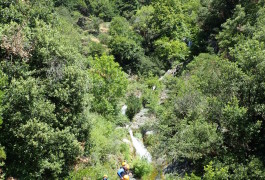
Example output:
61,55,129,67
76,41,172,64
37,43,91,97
0,0,265,179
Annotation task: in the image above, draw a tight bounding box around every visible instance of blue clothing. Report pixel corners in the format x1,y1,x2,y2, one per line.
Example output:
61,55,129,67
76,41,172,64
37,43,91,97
117,168,125,178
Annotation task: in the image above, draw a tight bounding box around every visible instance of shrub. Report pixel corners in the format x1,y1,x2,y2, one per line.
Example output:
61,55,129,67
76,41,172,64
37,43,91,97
110,113,129,126
132,158,152,178
98,33,110,45
126,94,142,120
120,143,131,161
144,134,156,147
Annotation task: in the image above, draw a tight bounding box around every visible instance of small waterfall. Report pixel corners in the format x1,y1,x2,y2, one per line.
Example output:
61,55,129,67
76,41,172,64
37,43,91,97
129,128,152,163
122,104,152,163
121,105,127,115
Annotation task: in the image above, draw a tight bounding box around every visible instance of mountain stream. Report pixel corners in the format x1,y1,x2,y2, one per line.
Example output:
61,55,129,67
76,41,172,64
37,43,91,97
121,105,152,163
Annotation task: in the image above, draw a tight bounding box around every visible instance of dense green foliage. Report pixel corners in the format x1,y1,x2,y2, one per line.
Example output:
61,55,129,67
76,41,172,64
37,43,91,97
0,0,127,178
126,94,142,120
68,115,131,180
0,0,265,179
0,71,6,179
89,55,128,115
132,158,152,178
156,52,265,178
153,1,265,178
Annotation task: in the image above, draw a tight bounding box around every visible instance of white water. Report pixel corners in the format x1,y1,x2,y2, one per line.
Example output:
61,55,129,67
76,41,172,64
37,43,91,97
122,104,152,163
129,128,152,163
121,105,127,115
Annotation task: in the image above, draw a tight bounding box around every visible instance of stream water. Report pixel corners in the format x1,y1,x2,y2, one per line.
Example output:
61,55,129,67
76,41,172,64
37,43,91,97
129,128,152,163
121,105,127,115
121,105,152,163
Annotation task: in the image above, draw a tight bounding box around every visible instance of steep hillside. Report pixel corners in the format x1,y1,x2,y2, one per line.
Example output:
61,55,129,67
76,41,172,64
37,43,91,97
0,0,265,179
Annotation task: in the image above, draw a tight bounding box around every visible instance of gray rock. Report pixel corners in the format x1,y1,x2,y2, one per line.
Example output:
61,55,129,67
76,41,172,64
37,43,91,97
122,138,131,144
131,108,150,129
145,131,154,135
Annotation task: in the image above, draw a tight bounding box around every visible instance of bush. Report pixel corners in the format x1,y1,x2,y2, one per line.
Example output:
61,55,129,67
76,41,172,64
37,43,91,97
68,163,116,180
203,161,229,180
87,16,104,34
144,134,156,147
134,132,142,140
126,94,142,120
89,55,128,115
140,73,162,112
68,115,130,180
132,158,152,178
88,41,106,57
120,143,131,161
111,113,129,126
98,33,110,45
87,0,117,21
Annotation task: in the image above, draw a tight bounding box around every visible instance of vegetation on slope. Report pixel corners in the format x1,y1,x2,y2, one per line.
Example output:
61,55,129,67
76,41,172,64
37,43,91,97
0,0,265,179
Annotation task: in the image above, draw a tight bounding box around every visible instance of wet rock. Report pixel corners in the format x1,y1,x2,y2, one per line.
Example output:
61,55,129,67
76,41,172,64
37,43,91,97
145,131,154,135
131,108,149,129
156,157,166,166
122,138,131,144
115,126,123,130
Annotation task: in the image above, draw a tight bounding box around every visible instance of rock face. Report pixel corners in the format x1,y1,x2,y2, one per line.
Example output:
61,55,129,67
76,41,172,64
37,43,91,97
131,108,156,130
145,131,154,135
159,89,169,104
122,138,131,144
99,23,110,33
